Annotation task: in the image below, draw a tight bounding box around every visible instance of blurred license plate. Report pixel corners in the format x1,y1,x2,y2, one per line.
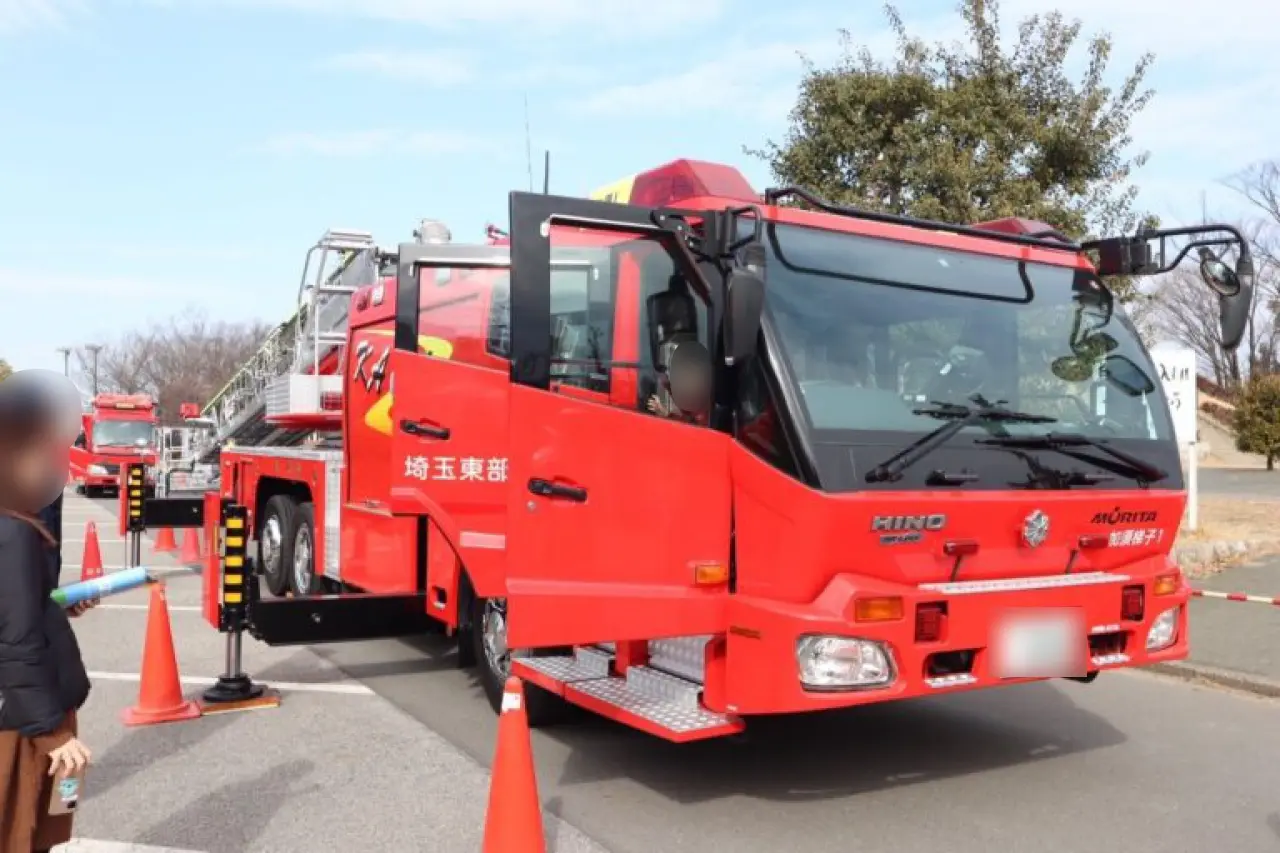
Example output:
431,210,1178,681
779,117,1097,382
991,608,1085,679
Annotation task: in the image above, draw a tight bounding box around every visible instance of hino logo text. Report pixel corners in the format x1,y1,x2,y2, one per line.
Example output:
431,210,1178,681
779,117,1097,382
871,514,947,532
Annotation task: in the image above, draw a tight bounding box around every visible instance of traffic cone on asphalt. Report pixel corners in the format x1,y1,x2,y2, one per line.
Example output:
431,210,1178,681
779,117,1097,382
179,528,201,565
481,677,545,853
152,527,177,554
80,522,104,582
121,583,202,727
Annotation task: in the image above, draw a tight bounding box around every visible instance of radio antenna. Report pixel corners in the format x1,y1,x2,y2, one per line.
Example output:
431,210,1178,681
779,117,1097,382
523,94,534,192
543,150,550,194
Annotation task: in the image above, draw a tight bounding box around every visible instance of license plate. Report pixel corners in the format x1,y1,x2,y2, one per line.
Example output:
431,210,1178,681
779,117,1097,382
991,608,1086,679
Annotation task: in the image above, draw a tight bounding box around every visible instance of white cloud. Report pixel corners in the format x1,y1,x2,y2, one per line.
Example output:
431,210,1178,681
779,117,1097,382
258,129,491,157
0,267,167,297
323,50,473,86
209,0,724,36
0,0,84,34
568,41,834,120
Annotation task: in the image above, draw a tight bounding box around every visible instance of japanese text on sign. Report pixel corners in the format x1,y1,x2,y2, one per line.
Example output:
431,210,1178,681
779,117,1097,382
403,455,509,483
1108,528,1163,548
1150,344,1197,445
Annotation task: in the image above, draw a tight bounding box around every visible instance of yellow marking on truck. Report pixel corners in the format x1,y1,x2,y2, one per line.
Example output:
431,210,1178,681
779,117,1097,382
366,330,456,358
365,393,394,436
590,175,636,203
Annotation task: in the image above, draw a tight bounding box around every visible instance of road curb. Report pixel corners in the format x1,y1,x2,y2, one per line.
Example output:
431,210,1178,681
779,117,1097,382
1143,661,1280,698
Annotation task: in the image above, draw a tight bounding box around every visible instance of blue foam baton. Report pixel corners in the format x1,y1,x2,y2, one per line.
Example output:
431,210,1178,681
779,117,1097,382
51,567,151,608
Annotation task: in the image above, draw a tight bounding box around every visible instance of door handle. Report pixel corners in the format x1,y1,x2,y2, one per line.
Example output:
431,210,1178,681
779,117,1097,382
528,478,588,502
399,419,450,440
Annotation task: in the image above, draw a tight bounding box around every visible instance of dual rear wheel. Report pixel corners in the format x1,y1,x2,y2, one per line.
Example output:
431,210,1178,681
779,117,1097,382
257,495,325,597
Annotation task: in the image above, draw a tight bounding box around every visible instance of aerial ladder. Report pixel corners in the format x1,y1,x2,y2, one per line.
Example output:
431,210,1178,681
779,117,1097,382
189,220,467,467
191,228,381,463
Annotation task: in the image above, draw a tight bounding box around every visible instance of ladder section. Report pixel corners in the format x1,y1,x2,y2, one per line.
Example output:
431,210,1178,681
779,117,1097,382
197,229,378,460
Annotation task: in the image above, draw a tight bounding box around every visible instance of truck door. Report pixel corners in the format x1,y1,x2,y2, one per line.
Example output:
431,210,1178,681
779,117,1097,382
385,244,514,581
502,193,734,649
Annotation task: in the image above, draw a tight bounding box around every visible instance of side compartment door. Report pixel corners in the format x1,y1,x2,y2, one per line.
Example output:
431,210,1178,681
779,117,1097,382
503,192,735,649
385,245,513,583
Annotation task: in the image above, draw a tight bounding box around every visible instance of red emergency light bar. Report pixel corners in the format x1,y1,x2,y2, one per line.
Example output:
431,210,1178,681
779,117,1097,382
93,393,154,411
590,159,758,207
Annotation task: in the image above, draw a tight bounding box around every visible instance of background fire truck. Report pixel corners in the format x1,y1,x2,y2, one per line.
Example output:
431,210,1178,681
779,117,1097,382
177,158,1254,742
71,392,159,497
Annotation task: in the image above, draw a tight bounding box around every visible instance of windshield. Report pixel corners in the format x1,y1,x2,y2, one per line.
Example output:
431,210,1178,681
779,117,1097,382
93,419,155,449
765,223,1174,442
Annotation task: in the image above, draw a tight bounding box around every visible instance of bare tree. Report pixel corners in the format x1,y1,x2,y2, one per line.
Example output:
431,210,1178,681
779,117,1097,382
76,310,270,422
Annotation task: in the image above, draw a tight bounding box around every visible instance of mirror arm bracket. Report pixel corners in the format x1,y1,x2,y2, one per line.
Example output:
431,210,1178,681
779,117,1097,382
1083,223,1249,277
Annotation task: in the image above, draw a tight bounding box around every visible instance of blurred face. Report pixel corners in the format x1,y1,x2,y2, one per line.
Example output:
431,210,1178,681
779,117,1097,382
3,430,66,512
669,364,711,412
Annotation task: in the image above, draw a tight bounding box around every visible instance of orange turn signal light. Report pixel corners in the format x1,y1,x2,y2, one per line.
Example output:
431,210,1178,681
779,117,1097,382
693,563,729,586
1153,573,1180,596
854,596,904,623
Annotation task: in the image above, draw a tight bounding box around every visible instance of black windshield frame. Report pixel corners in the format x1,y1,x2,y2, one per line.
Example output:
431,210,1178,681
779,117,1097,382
748,221,1184,493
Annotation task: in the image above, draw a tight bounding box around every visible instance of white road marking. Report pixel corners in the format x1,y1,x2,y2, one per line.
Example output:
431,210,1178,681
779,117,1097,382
87,671,375,695
57,840,209,852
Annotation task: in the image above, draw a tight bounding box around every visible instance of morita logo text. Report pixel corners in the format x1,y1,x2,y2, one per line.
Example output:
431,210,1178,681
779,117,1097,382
1091,506,1157,525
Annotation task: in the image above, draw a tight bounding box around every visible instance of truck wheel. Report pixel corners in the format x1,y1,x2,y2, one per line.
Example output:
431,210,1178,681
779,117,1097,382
469,596,567,727
290,502,324,597
85,485,100,499
258,496,297,597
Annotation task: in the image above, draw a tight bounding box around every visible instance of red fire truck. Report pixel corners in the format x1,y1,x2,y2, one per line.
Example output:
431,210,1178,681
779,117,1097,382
71,393,158,497
188,159,1254,742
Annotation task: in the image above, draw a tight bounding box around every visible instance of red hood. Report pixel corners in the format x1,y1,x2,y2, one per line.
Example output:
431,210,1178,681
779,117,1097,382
731,446,1185,602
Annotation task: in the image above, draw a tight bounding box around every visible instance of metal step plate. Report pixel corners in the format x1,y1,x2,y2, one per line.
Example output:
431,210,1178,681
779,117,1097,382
515,647,613,684
569,668,738,738
647,635,711,684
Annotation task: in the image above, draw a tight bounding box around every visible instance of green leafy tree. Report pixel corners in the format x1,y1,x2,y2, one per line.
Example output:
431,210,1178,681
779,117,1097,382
752,0,1157,299
0,358,12,382
1233,375,1280,470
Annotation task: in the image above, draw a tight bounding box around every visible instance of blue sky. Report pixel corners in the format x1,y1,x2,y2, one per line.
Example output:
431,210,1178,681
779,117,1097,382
2,0,1276,376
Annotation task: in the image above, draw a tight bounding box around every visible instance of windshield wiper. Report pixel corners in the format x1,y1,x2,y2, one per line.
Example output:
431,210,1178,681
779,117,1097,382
865,395,1057,483
976,432,1168,484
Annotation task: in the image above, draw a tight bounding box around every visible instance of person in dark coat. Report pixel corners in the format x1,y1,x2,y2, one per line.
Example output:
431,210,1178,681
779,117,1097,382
35,494,63,583
0,371,95,852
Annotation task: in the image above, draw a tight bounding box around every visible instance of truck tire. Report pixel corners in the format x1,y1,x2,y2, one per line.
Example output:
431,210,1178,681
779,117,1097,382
290,502,325,597
257,496,297,597
469,595,567,728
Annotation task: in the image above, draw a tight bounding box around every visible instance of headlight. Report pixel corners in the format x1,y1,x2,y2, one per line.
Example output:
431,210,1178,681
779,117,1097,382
796,635,894,689
87,464,107,475
1146,606,1180,651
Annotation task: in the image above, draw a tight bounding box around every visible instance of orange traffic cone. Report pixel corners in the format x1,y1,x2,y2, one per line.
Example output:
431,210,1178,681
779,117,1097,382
179,528,201,565
481,677,545,853
80,521,104,582
121,583,202,727
152,527,177,554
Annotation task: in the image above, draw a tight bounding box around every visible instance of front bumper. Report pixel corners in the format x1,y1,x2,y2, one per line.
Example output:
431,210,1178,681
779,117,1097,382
717,562,1188,716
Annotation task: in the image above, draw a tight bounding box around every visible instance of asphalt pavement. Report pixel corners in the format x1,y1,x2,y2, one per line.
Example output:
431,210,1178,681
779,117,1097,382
1198,466,1280,499
56,492,605,853
72,492,1280,853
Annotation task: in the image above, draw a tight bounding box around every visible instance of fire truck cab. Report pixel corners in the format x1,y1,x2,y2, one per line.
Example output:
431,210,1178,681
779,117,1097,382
202,159,1254,742
71,393,158,496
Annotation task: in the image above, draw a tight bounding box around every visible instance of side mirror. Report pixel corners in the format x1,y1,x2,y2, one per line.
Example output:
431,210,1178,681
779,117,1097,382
1208,247,1255,351
1198,248,1240,297
1100,354,1155,397
724,243,766,365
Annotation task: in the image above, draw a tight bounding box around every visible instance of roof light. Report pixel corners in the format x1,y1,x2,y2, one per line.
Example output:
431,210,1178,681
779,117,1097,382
590,159,757,208
413,219,452,244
